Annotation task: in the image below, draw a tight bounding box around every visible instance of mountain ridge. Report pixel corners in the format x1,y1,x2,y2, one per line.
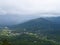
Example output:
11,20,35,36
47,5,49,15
9,17,60,42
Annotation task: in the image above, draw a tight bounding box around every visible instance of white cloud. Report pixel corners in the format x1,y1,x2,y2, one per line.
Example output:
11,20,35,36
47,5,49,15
0,0,60,15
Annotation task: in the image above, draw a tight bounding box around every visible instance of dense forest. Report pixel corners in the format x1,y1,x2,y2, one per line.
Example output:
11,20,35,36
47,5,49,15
0,28,60,45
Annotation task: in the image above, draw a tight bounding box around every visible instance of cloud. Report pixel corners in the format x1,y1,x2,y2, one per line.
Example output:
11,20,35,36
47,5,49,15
0,0,60,15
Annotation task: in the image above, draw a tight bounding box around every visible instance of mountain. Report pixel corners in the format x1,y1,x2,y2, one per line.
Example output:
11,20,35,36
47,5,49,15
0,16,60,45
45,17,60,24
12,17,60,31
10,17,60,42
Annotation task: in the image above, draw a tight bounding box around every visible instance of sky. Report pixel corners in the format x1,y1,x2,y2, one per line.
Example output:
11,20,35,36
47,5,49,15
0,0,60,16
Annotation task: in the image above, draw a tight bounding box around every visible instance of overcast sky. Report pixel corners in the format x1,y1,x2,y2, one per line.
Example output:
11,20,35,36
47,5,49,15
0,0,60,16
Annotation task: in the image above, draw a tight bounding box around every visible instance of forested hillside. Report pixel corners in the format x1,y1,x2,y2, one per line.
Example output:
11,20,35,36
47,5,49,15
10,17,60,42
0,28,60,45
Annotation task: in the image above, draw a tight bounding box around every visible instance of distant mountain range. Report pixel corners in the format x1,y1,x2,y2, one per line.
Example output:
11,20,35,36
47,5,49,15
0,16,60,45
11,17,60,30
9,17,60,42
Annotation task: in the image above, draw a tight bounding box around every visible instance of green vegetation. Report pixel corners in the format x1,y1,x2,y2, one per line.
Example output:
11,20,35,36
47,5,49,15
1,17,60,45
0,28,60,45
11,18,60,42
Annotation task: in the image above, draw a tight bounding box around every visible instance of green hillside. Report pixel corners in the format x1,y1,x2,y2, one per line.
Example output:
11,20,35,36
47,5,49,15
0,29,59,45
10,18,60,42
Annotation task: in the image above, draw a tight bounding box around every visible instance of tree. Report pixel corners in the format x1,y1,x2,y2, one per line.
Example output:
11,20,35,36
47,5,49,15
2,39,11,45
